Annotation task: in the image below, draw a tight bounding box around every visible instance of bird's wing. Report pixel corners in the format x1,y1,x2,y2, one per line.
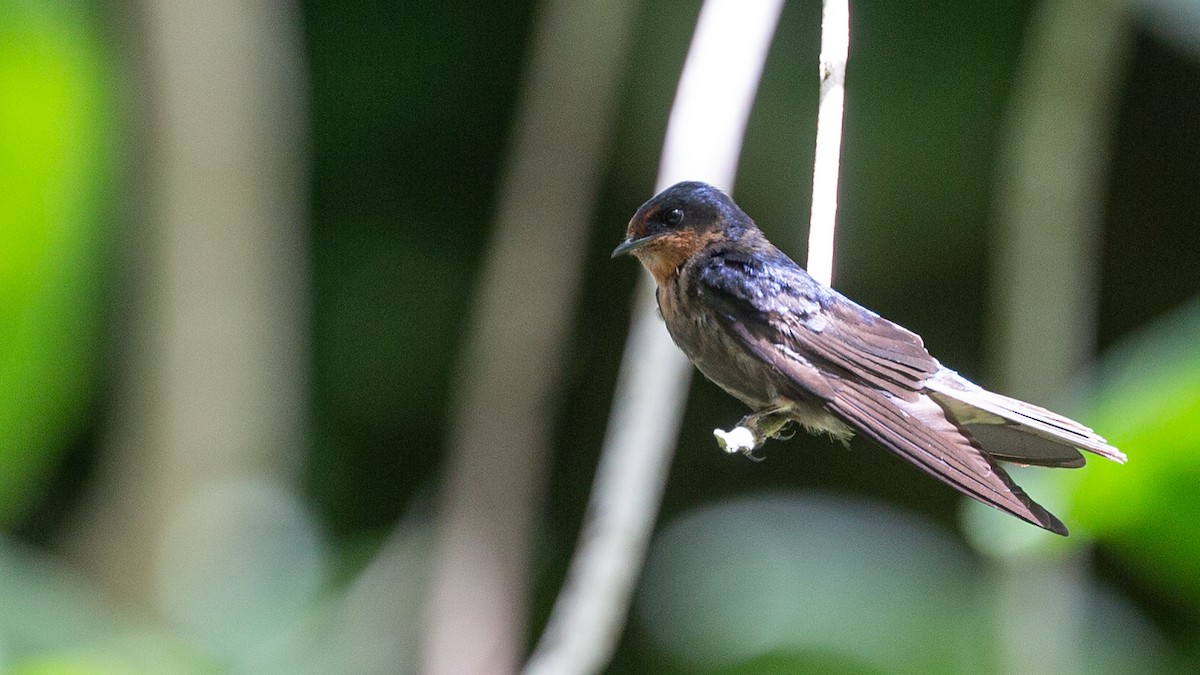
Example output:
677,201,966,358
782,295,937,401
693,248,938,398
694,250,1068,534
829,380,1068,534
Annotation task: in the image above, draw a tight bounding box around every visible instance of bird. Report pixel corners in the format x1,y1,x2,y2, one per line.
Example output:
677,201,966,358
612,181,1125,535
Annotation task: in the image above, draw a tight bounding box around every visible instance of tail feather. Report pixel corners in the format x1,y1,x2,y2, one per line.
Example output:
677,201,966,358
926,368,1126,466
963,423,1086,468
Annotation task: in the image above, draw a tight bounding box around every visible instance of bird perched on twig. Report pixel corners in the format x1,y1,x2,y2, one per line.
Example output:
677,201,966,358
612,181,1125,535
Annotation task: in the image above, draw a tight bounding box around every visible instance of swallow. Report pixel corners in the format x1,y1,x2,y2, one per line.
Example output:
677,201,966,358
612,181,1125,535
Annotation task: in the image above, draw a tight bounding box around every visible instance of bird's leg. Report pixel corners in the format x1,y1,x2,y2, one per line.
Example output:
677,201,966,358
713,409,794,460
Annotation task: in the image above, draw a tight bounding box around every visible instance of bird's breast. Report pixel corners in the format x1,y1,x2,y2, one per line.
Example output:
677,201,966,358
658,278,780,410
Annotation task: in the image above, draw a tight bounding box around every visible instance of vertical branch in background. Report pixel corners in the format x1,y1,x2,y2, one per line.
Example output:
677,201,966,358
64,0,309,608
421,0,635,673
991,1,1128,406
525,2,786,673
806,0,849,287
985,0,1129,673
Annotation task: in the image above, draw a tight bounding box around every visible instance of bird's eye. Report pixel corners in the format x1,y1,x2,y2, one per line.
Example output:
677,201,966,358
664,208,683,226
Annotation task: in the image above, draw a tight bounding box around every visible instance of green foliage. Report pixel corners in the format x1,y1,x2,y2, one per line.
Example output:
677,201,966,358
1073,297,1200,607
9,633,219,675
636,493,1182,674
0,0,117,524
635,495,989,674
0,537,219,673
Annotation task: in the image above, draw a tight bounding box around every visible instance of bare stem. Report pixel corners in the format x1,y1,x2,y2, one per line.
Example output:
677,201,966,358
523,2,785,673
422,1,636,673
806,0,850,287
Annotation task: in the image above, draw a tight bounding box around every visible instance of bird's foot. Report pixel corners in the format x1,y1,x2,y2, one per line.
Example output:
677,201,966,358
769,420,797,441
714,412,793,460
714,426,761,459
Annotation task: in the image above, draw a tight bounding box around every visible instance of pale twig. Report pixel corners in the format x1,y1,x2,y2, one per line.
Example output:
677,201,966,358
523,2,784,673
806,0,850,287
422,0,636,673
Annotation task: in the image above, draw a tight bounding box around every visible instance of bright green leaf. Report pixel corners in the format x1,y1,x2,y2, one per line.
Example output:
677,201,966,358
1074,296,1200,605
0,1,119,523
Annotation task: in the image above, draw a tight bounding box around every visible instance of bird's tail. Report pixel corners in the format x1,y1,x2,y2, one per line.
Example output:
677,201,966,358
926,367,1126,468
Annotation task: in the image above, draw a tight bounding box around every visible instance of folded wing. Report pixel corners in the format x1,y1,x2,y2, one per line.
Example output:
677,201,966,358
829,380,1069,534
693,249,1115,534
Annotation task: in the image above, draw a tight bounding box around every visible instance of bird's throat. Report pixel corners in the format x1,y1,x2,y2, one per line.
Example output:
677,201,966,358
636,229,723,286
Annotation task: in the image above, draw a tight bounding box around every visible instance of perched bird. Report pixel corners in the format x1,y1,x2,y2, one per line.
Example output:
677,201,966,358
612,181,1125,535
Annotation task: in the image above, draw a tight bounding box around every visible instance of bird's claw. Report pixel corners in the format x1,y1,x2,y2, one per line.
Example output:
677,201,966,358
741,446,767,462
769,421,797,441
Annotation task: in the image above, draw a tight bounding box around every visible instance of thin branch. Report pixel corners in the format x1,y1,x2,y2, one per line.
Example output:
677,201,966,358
523,2,785,673
421,1,636,673
806,0,850,287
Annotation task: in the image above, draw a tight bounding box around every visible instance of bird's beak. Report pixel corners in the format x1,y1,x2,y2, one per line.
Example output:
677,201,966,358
611,233,658,258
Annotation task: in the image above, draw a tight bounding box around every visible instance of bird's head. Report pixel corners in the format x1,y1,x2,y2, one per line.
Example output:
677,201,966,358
611,181,753,285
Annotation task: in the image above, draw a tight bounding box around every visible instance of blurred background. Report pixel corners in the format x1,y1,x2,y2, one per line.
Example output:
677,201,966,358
2,0,1199,672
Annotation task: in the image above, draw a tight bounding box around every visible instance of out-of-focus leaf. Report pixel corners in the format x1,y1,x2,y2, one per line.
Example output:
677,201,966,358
710,649,877,675
636,493,1176,674
635,493,988,674
155,479,325,660
1072,296,1200,605
0,536,133,663
0,540,119,648
0,1,118,523
10,657,129,675
10,632,219,675
236,516,432,675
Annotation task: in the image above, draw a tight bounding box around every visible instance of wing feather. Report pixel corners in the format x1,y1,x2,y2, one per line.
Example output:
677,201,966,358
695,249,938,400
830,382,1067,534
